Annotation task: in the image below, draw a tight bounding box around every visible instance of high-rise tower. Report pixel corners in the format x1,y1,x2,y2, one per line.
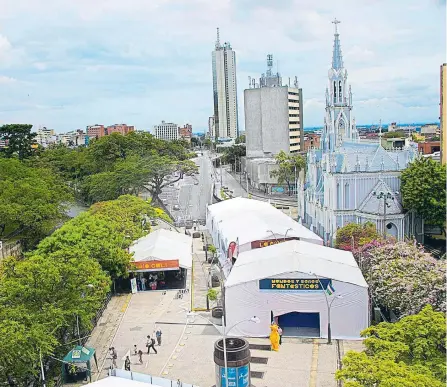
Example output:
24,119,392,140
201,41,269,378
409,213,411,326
321,19,359,152
212,28,239,139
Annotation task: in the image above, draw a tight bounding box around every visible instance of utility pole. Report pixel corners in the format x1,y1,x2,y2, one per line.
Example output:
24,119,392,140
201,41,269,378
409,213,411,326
372,191,394,238
40,350,46,387
220,159,223,187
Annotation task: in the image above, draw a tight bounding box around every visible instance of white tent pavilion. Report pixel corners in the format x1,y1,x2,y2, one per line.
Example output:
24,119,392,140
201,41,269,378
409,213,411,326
224,239,369,340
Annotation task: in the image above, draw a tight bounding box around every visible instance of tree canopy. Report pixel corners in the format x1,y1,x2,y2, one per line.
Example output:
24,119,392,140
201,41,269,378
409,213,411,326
222,144,246,172
0,195,169,384
0,158,73,249
38,131,197,205
354,241,445,317
335,222,381,251
401,157,446,231
270,150,306,194
336,305,446,387
0,124,37,160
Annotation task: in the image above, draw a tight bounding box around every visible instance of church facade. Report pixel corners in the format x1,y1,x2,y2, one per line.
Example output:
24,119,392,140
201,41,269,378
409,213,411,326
298,20,420,245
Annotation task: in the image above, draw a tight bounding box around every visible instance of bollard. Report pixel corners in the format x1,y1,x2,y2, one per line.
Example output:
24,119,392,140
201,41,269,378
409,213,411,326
214,337,250,387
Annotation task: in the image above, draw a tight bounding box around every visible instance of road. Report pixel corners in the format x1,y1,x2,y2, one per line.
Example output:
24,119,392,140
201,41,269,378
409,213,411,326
160,152,214,224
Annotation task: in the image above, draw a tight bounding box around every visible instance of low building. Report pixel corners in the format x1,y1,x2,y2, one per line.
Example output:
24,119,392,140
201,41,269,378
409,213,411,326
418,141,441,155
154,121,179,141
106,124,135,135
36,127,58,147
87,124,105,138
303,133,321,152
178,124,192,142
243,157,279,193
60,129,88,147
224,239,369,340
421,124,440,136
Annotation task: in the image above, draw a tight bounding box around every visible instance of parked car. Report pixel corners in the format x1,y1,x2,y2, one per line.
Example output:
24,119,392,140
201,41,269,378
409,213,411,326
173,205,180,210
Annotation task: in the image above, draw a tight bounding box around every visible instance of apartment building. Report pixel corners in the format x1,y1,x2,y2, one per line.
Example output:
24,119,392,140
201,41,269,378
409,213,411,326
154,121,179,141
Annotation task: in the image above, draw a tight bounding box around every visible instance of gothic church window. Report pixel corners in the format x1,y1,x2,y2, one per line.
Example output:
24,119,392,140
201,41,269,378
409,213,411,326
339,81,342,102
344,183,349,209
333,81,337,103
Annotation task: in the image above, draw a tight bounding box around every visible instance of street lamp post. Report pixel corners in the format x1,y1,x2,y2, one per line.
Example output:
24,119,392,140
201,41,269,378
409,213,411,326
372,191,395,238
266,230,278,242
284,228,293,241
187,312,260,387
309,272,342,344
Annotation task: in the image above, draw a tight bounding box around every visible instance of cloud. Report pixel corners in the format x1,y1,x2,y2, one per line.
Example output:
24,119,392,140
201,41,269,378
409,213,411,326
0,0,443,131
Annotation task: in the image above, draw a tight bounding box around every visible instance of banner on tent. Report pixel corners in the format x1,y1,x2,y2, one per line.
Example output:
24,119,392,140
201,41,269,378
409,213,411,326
132,259,179,271
259,278,332,291
251,237,298,249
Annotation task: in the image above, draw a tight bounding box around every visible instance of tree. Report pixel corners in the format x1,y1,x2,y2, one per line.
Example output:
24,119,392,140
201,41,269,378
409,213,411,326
235,134,246,144
222,145,246,172
143,155,198,203
0,252,110,385
35,213,134,280
335,222,381,251
203,138,212,149
336,306,446,386
354,241,446,317
270,151,306,195
0,124,37,160
401,158,446,232
0,159,72,249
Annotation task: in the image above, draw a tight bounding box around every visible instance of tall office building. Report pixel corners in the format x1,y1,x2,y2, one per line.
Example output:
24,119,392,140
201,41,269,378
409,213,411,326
245,54,304,157
154,121,179,141
212,28,239,139
441,63,446,164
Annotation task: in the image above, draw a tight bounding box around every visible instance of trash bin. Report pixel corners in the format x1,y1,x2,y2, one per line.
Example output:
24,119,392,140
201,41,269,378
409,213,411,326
214,337,250,387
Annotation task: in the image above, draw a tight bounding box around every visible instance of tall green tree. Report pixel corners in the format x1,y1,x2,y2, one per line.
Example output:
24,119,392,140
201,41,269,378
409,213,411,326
270,150,306,195
222,145,246,172
0,252,109,385
0,124,37,160
401,158,446,232
336,305,446,386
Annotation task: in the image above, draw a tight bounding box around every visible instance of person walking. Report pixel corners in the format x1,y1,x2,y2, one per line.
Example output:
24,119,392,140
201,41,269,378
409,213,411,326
156,327,162,346
138,350,143,364
124,356,131,371
109,347,117,368
146,335,157,354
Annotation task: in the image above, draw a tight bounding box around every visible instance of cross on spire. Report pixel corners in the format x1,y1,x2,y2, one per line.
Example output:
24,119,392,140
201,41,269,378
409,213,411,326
332,18,340,34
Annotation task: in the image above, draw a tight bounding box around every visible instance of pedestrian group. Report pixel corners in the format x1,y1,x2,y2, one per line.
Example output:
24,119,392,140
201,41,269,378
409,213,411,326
109,327,163,371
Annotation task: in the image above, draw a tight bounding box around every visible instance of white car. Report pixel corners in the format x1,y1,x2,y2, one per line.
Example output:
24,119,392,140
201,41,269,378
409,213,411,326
173,205,180,210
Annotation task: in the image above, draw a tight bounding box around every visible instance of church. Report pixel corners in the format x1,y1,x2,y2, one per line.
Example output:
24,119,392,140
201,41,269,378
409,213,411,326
298,19,420,245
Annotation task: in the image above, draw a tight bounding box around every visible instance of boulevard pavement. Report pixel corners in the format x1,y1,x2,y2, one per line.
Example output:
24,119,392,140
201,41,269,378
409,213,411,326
84,229,353,387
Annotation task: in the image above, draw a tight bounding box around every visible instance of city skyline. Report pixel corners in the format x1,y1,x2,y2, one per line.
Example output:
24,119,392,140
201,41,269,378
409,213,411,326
0,0,444,132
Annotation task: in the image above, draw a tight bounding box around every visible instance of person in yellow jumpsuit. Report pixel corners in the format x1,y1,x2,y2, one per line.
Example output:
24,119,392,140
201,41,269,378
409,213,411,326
269,323,280,351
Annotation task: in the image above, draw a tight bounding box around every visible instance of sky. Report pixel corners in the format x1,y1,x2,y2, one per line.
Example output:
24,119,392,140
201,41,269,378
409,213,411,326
0,0,445,133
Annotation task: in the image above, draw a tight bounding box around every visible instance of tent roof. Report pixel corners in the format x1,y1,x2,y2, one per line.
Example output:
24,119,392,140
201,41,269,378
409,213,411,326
88,377,159,387
62,346,95,363
208,198,322,245
129,229,192,269
225,240,367,288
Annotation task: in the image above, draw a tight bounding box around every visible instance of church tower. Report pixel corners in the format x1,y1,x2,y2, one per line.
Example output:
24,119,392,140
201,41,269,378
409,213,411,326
321,19,359,152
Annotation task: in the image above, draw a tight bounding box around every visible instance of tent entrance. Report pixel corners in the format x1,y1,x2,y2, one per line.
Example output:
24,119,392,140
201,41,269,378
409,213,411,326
277,312,320,338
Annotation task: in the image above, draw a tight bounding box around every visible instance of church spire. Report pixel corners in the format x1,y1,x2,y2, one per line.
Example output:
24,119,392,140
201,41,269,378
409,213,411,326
331,18,344,70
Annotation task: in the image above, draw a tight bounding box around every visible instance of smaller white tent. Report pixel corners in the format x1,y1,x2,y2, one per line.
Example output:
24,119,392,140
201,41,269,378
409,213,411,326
130,229,192,269
224,240,369,340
